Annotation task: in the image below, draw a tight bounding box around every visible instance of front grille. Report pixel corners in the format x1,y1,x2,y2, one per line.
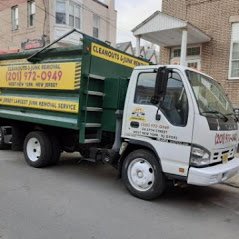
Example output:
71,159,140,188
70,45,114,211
212,147,235,165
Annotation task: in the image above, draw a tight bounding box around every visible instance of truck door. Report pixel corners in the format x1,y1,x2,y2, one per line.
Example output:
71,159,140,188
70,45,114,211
123,68,194,176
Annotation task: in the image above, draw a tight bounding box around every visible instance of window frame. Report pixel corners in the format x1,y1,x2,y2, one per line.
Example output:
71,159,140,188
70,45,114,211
229,22,239,80
134,71,157,105
187,59,201,70
55,0,66,25
11,5,19,31
93,14,100,38
171,45,201,58
134,69,189,127
68,1,81,29
27,0,36,27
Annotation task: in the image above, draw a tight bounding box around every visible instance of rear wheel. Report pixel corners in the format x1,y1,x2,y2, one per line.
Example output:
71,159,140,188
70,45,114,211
23,131,52,168
49,135,61,165
122,149,166,200
0,127,7,150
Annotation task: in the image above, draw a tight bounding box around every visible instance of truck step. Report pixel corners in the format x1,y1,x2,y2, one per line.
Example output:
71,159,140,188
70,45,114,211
89,74,105,81
86,91,105,97
84,139,101,144
84,123,102,128
85,107,103,112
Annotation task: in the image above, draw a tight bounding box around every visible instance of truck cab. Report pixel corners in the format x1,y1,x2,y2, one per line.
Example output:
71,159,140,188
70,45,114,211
120,65,239,199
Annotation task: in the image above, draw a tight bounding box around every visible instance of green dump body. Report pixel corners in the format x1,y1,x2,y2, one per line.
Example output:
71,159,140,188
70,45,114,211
0,35,149,143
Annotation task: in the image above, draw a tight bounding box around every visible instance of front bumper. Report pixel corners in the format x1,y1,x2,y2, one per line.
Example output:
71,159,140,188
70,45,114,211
187,157,239,186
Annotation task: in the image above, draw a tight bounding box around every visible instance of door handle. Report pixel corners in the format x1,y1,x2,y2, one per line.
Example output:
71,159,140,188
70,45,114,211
130,121,139,128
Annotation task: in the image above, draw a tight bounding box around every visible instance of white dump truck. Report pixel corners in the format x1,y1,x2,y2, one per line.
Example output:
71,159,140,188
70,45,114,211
0,31,238,200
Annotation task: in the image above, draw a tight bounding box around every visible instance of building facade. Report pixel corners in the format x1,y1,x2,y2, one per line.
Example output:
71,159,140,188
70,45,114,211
161,0,239,106
0,0,117,51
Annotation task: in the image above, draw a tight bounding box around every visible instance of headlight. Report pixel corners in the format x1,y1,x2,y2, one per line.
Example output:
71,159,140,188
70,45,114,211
190,146,210,167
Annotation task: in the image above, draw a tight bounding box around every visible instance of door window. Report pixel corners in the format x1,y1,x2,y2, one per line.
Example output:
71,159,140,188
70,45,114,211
161,72,188,126
134,71,188,126
134,72,156,105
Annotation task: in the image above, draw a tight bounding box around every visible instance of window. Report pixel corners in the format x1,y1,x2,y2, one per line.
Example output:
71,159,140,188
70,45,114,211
172,47,200,58
187,70,233,115
69,1,81,29
93,14,100,38
134,72,156,104
173,49,181,57
187,60,201,70
56,0,66,24
28,0,35,27
11,6,19,30
187,47,200,56
230,23,239,78
134,71,188,126
161,72,188,126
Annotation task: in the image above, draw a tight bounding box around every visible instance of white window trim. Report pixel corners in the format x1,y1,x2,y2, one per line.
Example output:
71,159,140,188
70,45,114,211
228,22,239,80
11,6,19,31
187,59,201,71
93,14,100,39
28,0,36,27
228,41,239,80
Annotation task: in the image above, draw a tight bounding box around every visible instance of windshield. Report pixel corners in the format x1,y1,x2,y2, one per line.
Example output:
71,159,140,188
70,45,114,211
186,70,234,116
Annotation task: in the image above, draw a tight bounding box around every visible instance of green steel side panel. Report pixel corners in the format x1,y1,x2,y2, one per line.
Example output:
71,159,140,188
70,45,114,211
102,78,128,132
0,109,78,129
0,89,80,129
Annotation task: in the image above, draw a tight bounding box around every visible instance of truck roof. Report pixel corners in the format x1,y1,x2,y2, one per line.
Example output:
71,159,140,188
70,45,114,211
134,64,212,79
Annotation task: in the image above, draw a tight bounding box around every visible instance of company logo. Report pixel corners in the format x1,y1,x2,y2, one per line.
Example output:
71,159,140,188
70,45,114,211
130,107,146,121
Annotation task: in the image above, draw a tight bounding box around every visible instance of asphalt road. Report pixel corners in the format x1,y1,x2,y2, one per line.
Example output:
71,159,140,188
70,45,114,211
1,150,239,239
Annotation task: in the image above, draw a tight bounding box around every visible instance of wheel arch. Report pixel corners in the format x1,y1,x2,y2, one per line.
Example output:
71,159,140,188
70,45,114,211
118,139,162,177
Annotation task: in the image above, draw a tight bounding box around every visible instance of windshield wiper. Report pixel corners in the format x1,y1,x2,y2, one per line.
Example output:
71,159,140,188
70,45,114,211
201,110,228,122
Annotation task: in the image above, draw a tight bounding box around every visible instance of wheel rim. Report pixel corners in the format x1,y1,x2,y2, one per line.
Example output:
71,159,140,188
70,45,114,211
26,137,41,162
127,158,155,192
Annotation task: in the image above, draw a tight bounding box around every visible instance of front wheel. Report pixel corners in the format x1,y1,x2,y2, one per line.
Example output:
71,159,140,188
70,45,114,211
23,131,52,168
122,149,166,200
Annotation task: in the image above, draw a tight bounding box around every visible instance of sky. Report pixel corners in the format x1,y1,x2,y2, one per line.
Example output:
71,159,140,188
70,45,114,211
115,0,162,45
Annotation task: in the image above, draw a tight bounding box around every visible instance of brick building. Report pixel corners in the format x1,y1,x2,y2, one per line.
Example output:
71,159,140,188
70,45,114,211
161,0,239,106
0,0,117,51
133,0,239,106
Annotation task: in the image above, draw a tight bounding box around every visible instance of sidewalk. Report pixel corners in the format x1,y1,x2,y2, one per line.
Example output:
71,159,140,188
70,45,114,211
225,173,239,188
224,153,239,188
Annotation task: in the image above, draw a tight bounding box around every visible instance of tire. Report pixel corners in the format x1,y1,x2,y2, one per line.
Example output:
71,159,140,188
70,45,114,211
49,135,61,165
0,127,6,150
122,149,166,200
23,131,52,168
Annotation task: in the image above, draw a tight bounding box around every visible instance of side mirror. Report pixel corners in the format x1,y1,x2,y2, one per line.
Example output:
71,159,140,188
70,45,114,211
233,108,239,122
151,67,169,105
